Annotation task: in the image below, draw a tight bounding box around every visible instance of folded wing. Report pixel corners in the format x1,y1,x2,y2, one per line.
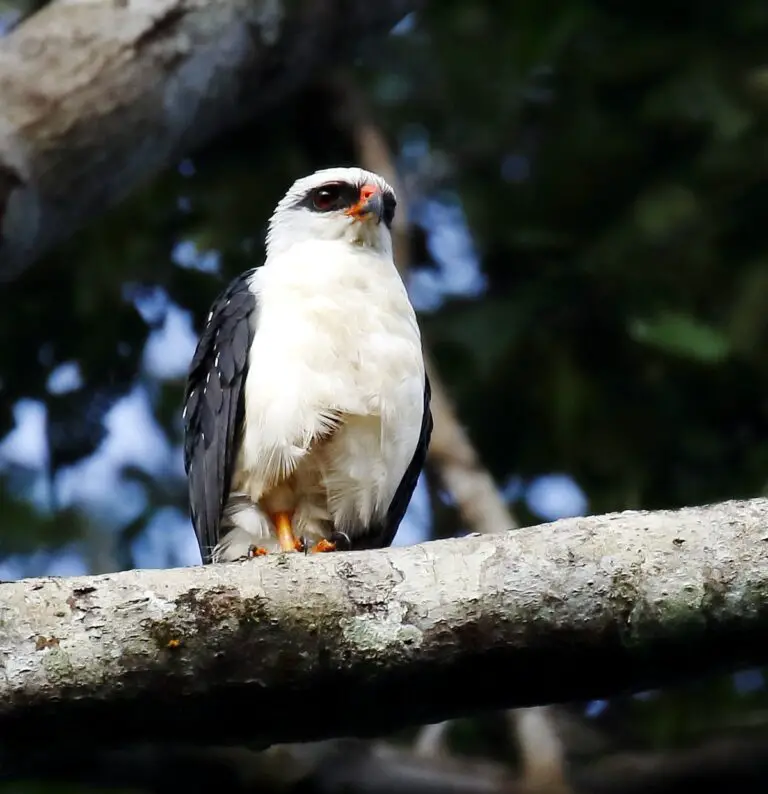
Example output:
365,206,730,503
182,270,258,563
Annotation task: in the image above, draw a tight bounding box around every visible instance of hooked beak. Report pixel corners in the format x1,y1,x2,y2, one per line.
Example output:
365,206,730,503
345,183,384,224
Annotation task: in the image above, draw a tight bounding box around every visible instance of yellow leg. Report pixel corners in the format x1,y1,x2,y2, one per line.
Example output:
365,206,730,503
273,511,303,552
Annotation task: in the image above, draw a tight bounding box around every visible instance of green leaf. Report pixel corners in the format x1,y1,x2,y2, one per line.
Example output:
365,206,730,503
628,312,730,363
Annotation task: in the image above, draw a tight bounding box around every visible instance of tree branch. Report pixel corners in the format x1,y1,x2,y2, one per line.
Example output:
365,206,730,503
1,497,768,756
424,354,521,534
0,0,419,280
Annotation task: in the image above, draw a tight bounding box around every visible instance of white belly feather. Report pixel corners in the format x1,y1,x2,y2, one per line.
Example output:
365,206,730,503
216,240,425,560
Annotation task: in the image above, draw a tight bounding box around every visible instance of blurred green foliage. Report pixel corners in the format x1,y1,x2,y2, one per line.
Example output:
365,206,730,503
378,0,768,516
3,0,768,779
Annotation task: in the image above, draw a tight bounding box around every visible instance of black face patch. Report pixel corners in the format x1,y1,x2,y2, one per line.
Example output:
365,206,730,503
299,181,359,213
297,180,397,227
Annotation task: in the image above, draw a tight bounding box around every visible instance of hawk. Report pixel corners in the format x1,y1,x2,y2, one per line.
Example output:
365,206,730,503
182,167,433,563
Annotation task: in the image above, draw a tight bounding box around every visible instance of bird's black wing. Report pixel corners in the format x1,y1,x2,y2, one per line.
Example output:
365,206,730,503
354,372,433,550
183,270,258,563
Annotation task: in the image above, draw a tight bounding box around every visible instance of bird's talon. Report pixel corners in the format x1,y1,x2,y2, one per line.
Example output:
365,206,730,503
311,538,337,553
298,536,309,554
247,546,268,558
330,531,352,551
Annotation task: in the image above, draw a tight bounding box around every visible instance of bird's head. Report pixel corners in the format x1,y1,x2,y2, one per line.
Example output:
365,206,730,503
265,167,397,259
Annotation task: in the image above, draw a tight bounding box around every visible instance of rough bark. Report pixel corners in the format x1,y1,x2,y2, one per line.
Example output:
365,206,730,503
1,497,768,753
0,0,418,280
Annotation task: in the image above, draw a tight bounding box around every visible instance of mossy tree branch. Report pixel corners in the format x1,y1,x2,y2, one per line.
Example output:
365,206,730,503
1,498,768,755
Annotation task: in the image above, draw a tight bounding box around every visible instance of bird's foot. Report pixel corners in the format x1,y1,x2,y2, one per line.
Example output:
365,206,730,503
308,532,352,554
310,538,336,553
247,545,269,558
286,535,304,553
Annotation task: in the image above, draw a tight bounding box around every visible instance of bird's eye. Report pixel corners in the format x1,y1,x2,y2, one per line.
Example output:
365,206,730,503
312,184,343,211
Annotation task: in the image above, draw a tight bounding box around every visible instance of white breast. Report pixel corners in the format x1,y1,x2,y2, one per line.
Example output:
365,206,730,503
236,239,425,543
